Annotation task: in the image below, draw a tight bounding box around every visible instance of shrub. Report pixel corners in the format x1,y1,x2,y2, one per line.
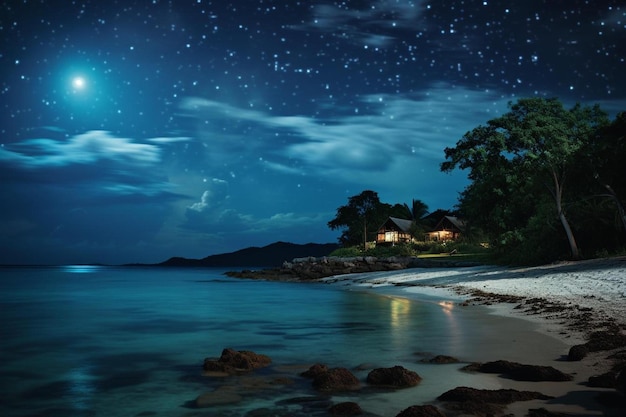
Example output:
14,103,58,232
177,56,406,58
329,246,363,257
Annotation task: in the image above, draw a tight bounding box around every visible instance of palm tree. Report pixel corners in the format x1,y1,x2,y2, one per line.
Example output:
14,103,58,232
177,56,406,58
403,199,429,221
403,199,429,240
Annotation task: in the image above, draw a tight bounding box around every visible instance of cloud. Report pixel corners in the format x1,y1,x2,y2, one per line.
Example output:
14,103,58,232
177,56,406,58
188,190,212,212
148,136,192,144
187,179,230,212
291,1,427,47
1,130,162,168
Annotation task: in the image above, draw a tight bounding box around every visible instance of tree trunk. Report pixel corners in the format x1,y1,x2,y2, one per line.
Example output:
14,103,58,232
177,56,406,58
553,171,580,260
363,216,367,250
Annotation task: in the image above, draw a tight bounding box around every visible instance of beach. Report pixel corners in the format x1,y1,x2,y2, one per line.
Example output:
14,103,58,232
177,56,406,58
321,256,626,416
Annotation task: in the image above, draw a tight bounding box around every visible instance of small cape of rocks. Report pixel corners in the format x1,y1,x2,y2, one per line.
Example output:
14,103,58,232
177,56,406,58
226,255,481,281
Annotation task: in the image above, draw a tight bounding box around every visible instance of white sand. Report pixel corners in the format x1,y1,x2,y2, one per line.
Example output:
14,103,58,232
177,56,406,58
322,256,626,337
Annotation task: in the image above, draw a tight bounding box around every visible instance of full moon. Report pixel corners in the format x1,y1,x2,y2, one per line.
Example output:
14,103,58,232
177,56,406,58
72,76,86,90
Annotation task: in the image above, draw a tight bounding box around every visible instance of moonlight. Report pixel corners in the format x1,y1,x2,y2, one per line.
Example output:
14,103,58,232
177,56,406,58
72,76,86,90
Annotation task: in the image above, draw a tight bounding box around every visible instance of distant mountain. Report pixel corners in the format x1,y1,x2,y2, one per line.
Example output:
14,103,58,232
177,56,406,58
159,241,340,267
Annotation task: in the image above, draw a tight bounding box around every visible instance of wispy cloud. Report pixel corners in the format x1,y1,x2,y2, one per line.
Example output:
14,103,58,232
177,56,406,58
1,130,162,167
181,84,510,183
290,1,427,47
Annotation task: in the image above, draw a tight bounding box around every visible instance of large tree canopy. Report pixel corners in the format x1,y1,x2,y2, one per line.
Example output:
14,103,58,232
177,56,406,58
441,97,611,263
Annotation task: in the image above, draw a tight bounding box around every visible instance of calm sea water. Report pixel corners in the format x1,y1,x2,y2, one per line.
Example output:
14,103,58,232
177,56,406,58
0,266,563,417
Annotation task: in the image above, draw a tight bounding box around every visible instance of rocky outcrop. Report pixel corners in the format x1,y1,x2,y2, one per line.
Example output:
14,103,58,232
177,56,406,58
202,348,271,375
226,255,481,281
463,360,573,382
366,366,422,388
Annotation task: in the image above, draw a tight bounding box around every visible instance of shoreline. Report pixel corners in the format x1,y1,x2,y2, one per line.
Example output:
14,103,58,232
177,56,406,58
318,257,626,416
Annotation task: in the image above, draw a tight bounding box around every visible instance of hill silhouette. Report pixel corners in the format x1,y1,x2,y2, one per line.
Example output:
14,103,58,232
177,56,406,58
159,241,340,267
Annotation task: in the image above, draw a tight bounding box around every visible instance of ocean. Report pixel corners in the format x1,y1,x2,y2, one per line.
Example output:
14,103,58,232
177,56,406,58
0,266,564,416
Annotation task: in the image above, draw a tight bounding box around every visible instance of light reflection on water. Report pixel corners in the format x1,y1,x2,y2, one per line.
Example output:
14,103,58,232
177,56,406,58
62,265,103,273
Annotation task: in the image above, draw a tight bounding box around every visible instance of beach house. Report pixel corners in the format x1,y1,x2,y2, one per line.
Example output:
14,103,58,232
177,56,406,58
426,215,465,242
376,217,414,245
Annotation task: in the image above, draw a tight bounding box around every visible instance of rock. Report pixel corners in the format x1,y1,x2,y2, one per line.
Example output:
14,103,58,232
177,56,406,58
585,329,626,352
464,360,573,381
567,344,589,361
310,367,360,391
203,348,271,375
438,386,553,404
438,386,553,416
366,365,422,388
328,401,363,415
395,404,447,417
301,363,329,378
588,371,617,388
423,355,459,364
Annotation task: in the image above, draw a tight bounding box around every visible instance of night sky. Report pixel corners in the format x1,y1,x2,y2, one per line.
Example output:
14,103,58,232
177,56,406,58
1,1,624,265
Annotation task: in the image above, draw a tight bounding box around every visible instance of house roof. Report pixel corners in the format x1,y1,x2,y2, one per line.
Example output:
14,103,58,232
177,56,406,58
434,216,466,232
385,216,413,232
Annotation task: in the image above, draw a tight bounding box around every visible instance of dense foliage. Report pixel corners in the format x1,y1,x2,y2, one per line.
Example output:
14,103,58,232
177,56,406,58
441,98,625,264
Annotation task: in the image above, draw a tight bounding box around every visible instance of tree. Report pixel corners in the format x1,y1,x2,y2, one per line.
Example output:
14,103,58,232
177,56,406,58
403,199,429,222
328,190,398,247
403,199,429,239
442,97,608,261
